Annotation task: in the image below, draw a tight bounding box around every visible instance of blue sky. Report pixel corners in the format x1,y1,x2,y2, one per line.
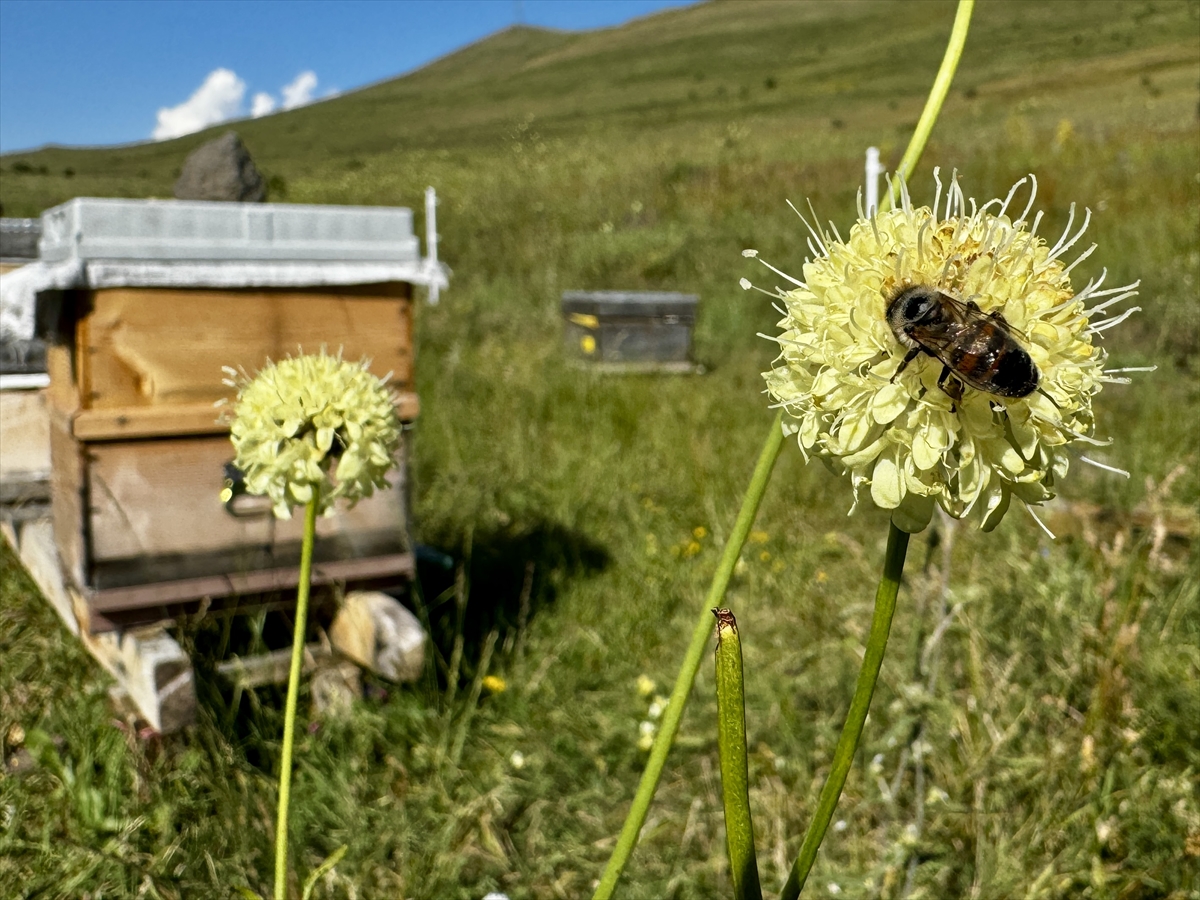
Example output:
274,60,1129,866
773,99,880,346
0,0,699,154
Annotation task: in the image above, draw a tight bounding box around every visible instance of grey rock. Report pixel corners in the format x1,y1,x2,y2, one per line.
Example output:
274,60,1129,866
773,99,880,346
173,132,266,202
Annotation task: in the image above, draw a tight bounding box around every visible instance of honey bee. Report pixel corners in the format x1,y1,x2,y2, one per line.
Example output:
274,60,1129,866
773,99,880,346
886,284,1039,402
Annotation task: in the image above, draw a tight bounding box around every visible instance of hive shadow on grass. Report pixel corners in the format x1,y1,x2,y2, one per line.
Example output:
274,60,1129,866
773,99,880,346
416,518,610,691
164,519,608,769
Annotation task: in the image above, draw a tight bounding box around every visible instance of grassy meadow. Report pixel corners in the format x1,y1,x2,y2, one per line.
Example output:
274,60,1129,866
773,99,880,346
2,1,1199,897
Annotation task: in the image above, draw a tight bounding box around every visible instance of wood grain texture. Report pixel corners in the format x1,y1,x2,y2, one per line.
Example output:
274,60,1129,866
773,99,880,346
89,552,415,613
45,343,80,416
0,389,51,480
79,283,413,410
69,391,419,441
49,413,88,590
87,433,407,562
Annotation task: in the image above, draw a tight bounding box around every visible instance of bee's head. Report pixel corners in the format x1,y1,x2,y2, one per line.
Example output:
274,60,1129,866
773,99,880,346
887,285,944,330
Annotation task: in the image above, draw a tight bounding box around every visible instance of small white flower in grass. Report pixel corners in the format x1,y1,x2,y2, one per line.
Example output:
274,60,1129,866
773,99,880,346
224,350,401,519
748,171,1146,533
509,750,525,770
637,720,656,751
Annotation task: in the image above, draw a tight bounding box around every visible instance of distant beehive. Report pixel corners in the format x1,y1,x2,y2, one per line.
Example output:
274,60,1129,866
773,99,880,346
562,290,699,372
4,197,445,630
0,217,41,266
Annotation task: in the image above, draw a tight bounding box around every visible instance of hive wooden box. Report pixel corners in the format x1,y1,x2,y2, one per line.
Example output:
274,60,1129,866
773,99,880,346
562,290,699,373
43,281,418,630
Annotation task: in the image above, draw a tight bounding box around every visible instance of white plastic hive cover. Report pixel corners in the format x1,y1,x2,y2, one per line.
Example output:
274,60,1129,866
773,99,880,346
40,197,420,264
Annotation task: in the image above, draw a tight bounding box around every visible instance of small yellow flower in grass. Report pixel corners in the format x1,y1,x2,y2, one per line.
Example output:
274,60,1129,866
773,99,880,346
482,675,507,694
693,526,708,540
636,674,657,697
746,171,1147,534
225,350,401,519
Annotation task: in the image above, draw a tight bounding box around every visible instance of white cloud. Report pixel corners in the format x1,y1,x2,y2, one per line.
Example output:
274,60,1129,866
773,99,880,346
281,71,318,110
251,92,277,118
152,68,322,136
153,68,245,141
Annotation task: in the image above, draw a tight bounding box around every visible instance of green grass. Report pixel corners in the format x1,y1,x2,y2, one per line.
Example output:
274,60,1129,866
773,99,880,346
2,0,1199,897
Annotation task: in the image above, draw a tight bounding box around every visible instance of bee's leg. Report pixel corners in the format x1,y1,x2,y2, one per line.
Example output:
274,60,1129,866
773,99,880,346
1035,386,1062,409
890,347,921,382
937,366,964,411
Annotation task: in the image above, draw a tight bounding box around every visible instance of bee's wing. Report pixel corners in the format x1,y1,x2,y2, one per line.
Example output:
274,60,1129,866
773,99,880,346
908,293,976,350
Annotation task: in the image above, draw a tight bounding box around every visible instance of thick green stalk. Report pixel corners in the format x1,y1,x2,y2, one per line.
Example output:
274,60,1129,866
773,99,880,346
274,493,319,900
779,523,910,900
592,412,784,900
888,0,975,203
713,609,763,900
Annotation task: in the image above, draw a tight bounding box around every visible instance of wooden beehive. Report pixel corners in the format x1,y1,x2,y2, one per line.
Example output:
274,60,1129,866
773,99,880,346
42,281,418,628
562,290,699,372
0,198,446,731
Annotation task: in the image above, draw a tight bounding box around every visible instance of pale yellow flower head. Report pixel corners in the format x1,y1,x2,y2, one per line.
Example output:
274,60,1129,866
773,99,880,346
746,172,1144,534
225,350,401,519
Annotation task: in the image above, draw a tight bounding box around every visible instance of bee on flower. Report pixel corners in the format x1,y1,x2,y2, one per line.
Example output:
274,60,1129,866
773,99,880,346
744,171,1148,534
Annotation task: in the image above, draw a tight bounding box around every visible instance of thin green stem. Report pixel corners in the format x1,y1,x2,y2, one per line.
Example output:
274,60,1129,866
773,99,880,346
779,522,910,900
887,0,975,207
714,609,763,900
274,492,319,900
592,412,785,900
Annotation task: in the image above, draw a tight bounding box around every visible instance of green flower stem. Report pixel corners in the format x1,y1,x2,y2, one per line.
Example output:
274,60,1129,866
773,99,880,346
592,412,785,900
779,522,910,900
713,609,763,900
274,492,320,900
594,2,973,891
888,0,975,203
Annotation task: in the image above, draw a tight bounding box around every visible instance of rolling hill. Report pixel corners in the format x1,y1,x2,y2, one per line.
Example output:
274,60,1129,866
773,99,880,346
1,0,1196,217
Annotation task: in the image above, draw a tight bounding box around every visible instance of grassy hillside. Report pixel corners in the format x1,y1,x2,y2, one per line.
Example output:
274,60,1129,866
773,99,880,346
2,1,1199,898
1,0,1197,214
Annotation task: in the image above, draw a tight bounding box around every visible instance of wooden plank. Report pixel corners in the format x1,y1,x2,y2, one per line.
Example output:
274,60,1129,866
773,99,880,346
87,433,407,562
70,391,419,441
13,518,80,638
48,412,87,590
87,551,415,613
0,388,51,482
44,342,80,417
80,284,413,411
216,643,332,689
8,518,195,730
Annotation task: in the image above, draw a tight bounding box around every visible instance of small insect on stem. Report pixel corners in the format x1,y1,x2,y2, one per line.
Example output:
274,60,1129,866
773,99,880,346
885,284,1040,405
